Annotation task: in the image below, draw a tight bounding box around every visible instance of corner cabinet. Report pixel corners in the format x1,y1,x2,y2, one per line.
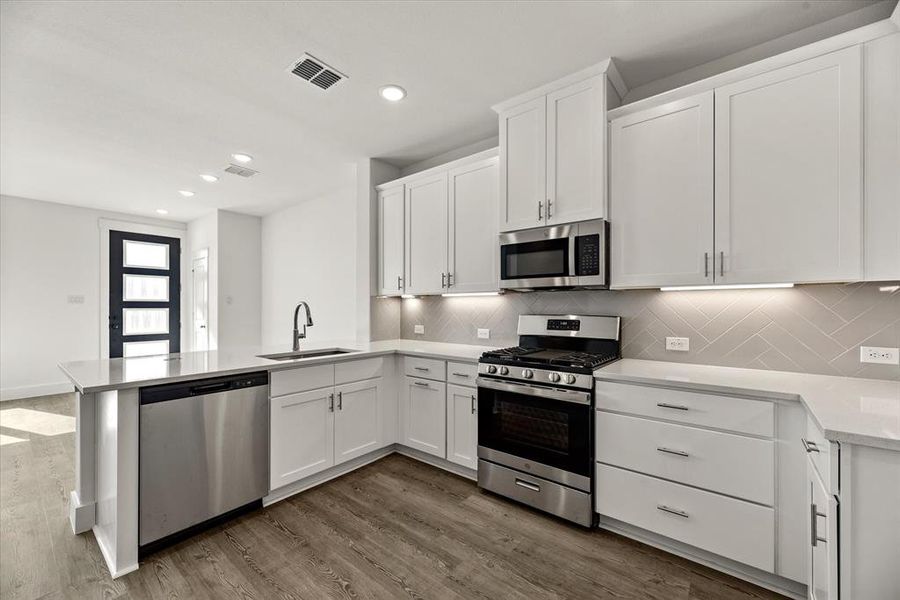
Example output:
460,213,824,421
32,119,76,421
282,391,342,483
610,46,864,288
377,183,405,296
446,381,478,470
400,376,446,458
494,62,622,232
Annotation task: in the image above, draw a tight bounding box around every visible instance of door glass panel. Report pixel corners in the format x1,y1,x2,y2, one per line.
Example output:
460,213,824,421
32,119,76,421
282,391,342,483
123,308,169,335
123,275,169,301
123,340,170,357
124,240,169,269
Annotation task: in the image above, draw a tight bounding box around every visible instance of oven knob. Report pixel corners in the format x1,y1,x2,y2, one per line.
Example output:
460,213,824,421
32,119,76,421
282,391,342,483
548,372,561,383
499,366,509,375
522,369,534,379
564,374,577,385
486,365,497,374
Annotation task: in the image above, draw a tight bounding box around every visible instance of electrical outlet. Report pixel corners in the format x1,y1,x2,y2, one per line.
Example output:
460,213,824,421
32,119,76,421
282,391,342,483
414,324,425,335
67,295,85,304
860,346,899,365
665,337,690,352
477,328,490,339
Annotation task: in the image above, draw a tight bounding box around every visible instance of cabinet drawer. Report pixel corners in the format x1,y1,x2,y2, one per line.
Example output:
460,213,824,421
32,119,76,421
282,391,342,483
335,357,384,385
804,416,836,493
596,412,774,505
447,361,477,386
270,364,334,397
595,381,774,437
596,464,775,572
404,356,446,381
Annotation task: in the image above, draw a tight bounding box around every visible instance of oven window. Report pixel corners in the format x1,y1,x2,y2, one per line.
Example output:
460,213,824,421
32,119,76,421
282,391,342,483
495,400,570,454
501,238,569,280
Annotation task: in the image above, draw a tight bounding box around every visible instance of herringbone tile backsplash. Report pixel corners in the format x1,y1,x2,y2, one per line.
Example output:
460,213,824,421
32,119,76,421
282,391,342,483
372,283,900,381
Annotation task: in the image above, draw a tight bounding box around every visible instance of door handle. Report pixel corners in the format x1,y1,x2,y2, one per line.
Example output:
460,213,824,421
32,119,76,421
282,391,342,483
441,272,446,288
719,251,725,277
801,438,820,453
328,393,334,412
704,252,709,278
471,394,476,414
447,272,453,287
657,447,689,458
546,198,552,218
337,391,342,411
515,478,540,492
397,275,402,290
538,200,543,221
810,503,827,546
413,381,430,388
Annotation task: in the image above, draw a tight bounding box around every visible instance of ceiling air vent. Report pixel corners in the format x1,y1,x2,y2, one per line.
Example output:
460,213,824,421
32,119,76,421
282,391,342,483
224,163,259,178
288,53,347,91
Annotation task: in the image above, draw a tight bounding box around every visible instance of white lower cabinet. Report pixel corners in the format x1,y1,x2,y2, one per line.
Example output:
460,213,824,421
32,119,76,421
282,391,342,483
270,388,335,489
807,461,838,600
334,378,383,465
400,376,446,458
446,384,477,469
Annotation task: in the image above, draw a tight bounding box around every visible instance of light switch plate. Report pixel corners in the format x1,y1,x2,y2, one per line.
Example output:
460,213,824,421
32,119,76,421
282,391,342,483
414,324,425,335
477,328,490,339
666,337,690,351
860,346,899,365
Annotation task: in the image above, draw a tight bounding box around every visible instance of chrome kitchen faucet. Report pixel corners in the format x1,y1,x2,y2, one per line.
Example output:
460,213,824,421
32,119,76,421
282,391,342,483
292,301,314,351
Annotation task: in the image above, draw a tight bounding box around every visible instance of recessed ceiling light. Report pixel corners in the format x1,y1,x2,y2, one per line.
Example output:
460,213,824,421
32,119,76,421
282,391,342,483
156,209,169,215
200,174,218,183
379,85,406,102
231,153,253,163
178,190,195,197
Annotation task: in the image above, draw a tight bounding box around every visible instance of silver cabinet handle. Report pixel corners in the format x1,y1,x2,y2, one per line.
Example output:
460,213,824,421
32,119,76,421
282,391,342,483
413,381,430,388
337,391,342,411
447,272,453,287
657,402,689,411
801,438,820,453
441,272,446,287
328,393,334,412
397,275,402,290
657,447,689,457
471,394,476,414
719,250,724,277
538,200,543,221
704,252,709,278
414,366,430,372
811,503,827,546
515,478,540,492
547,198,552,218
657,504,689,518
451,372,470,378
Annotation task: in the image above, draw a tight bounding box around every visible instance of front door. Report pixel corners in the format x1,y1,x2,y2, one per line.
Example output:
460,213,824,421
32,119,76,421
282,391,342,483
109,231,181,358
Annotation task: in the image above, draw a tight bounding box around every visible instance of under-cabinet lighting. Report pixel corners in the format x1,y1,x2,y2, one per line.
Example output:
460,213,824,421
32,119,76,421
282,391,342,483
440,292,502,298
660,283,794,292
879,285,899,293
155,209,169,215
401,294,417,299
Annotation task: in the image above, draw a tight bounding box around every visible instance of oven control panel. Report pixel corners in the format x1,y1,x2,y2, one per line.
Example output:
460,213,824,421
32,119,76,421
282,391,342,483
546,319,580,331
477,362,594,391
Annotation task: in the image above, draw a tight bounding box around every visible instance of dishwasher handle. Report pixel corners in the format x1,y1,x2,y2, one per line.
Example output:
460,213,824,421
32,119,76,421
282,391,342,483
140,371,269,405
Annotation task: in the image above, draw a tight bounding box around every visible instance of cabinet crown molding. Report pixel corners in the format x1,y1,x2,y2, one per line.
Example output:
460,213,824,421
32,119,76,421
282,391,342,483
375,147,498,191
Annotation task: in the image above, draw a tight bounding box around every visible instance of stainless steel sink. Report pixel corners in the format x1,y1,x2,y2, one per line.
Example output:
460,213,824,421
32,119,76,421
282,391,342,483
257,348,358,361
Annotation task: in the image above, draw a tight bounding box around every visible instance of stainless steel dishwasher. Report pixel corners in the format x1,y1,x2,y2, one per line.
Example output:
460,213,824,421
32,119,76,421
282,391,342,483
139,371,269,554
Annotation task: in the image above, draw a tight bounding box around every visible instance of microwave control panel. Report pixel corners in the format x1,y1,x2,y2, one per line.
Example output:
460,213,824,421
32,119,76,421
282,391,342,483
575,234,601,276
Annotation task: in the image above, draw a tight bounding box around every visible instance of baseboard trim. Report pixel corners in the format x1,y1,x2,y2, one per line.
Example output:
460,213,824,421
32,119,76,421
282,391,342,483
596,515,807,600
69,490,95,534
1,382,74,401
394,445,477,481
92,524,138,579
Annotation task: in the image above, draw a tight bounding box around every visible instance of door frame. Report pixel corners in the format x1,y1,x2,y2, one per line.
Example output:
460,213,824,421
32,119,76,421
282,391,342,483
99,219,187,359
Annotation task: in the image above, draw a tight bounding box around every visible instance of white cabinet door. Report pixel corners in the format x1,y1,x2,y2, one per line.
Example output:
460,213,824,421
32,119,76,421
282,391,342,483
499,97,547,232
334,378,382,465
405,172,448,295
546,75,607,224
270,388,334,489
400,376,446,458
446,384,477,470
808,461,838,600
714,46,862,284
448,157,499,293
377,184,405,296
610,92,715,289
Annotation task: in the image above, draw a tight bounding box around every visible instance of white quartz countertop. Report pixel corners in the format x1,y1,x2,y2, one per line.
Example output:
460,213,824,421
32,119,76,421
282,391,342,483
595,359,900,451
58,339,495,394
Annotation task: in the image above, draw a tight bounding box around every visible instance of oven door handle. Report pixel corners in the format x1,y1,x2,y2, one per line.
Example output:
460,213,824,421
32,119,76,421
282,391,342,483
475,376,591,405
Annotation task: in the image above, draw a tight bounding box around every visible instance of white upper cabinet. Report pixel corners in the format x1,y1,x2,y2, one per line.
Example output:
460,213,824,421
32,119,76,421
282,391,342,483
405,172,449,295
610,92,715,289
496,63,619,232
448,157,499,293
499,97,547,231
546,75,608,225
714,46,862,285
377,184,405,296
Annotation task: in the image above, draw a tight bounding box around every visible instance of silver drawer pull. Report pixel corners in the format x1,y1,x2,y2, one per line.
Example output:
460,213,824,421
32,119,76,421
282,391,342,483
657,402,689,411
452,372,470,378
801,438,820,453
414,366,430,372
413,381,430,388
657,447,689,458
515,479,540,492
657,504,689,518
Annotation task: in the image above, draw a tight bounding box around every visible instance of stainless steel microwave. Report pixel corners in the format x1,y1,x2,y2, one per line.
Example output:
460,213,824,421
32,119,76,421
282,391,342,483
499,219,609,290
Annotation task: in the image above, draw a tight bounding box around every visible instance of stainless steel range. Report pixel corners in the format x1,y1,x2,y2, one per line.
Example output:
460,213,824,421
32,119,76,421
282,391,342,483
476,314,621,527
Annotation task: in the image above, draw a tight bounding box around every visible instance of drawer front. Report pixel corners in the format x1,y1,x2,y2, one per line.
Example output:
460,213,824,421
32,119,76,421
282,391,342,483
404,356,446,381
335,357,384,385
596,412,774,505
447,361,477,386
596,464,775,572
270,364,334,397
804,416,834,492
595,381,774,437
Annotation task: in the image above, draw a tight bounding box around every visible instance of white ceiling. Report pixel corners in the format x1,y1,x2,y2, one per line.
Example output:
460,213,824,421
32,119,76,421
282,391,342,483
0,0,892,222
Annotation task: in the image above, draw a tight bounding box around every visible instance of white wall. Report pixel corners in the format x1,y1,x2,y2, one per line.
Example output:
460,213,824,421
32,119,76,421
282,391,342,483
217,210,261,349
0,195,183,399
261,187,358,346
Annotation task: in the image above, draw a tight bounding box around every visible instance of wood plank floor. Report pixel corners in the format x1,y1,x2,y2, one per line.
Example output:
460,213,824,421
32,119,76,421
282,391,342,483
1,394,788,600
